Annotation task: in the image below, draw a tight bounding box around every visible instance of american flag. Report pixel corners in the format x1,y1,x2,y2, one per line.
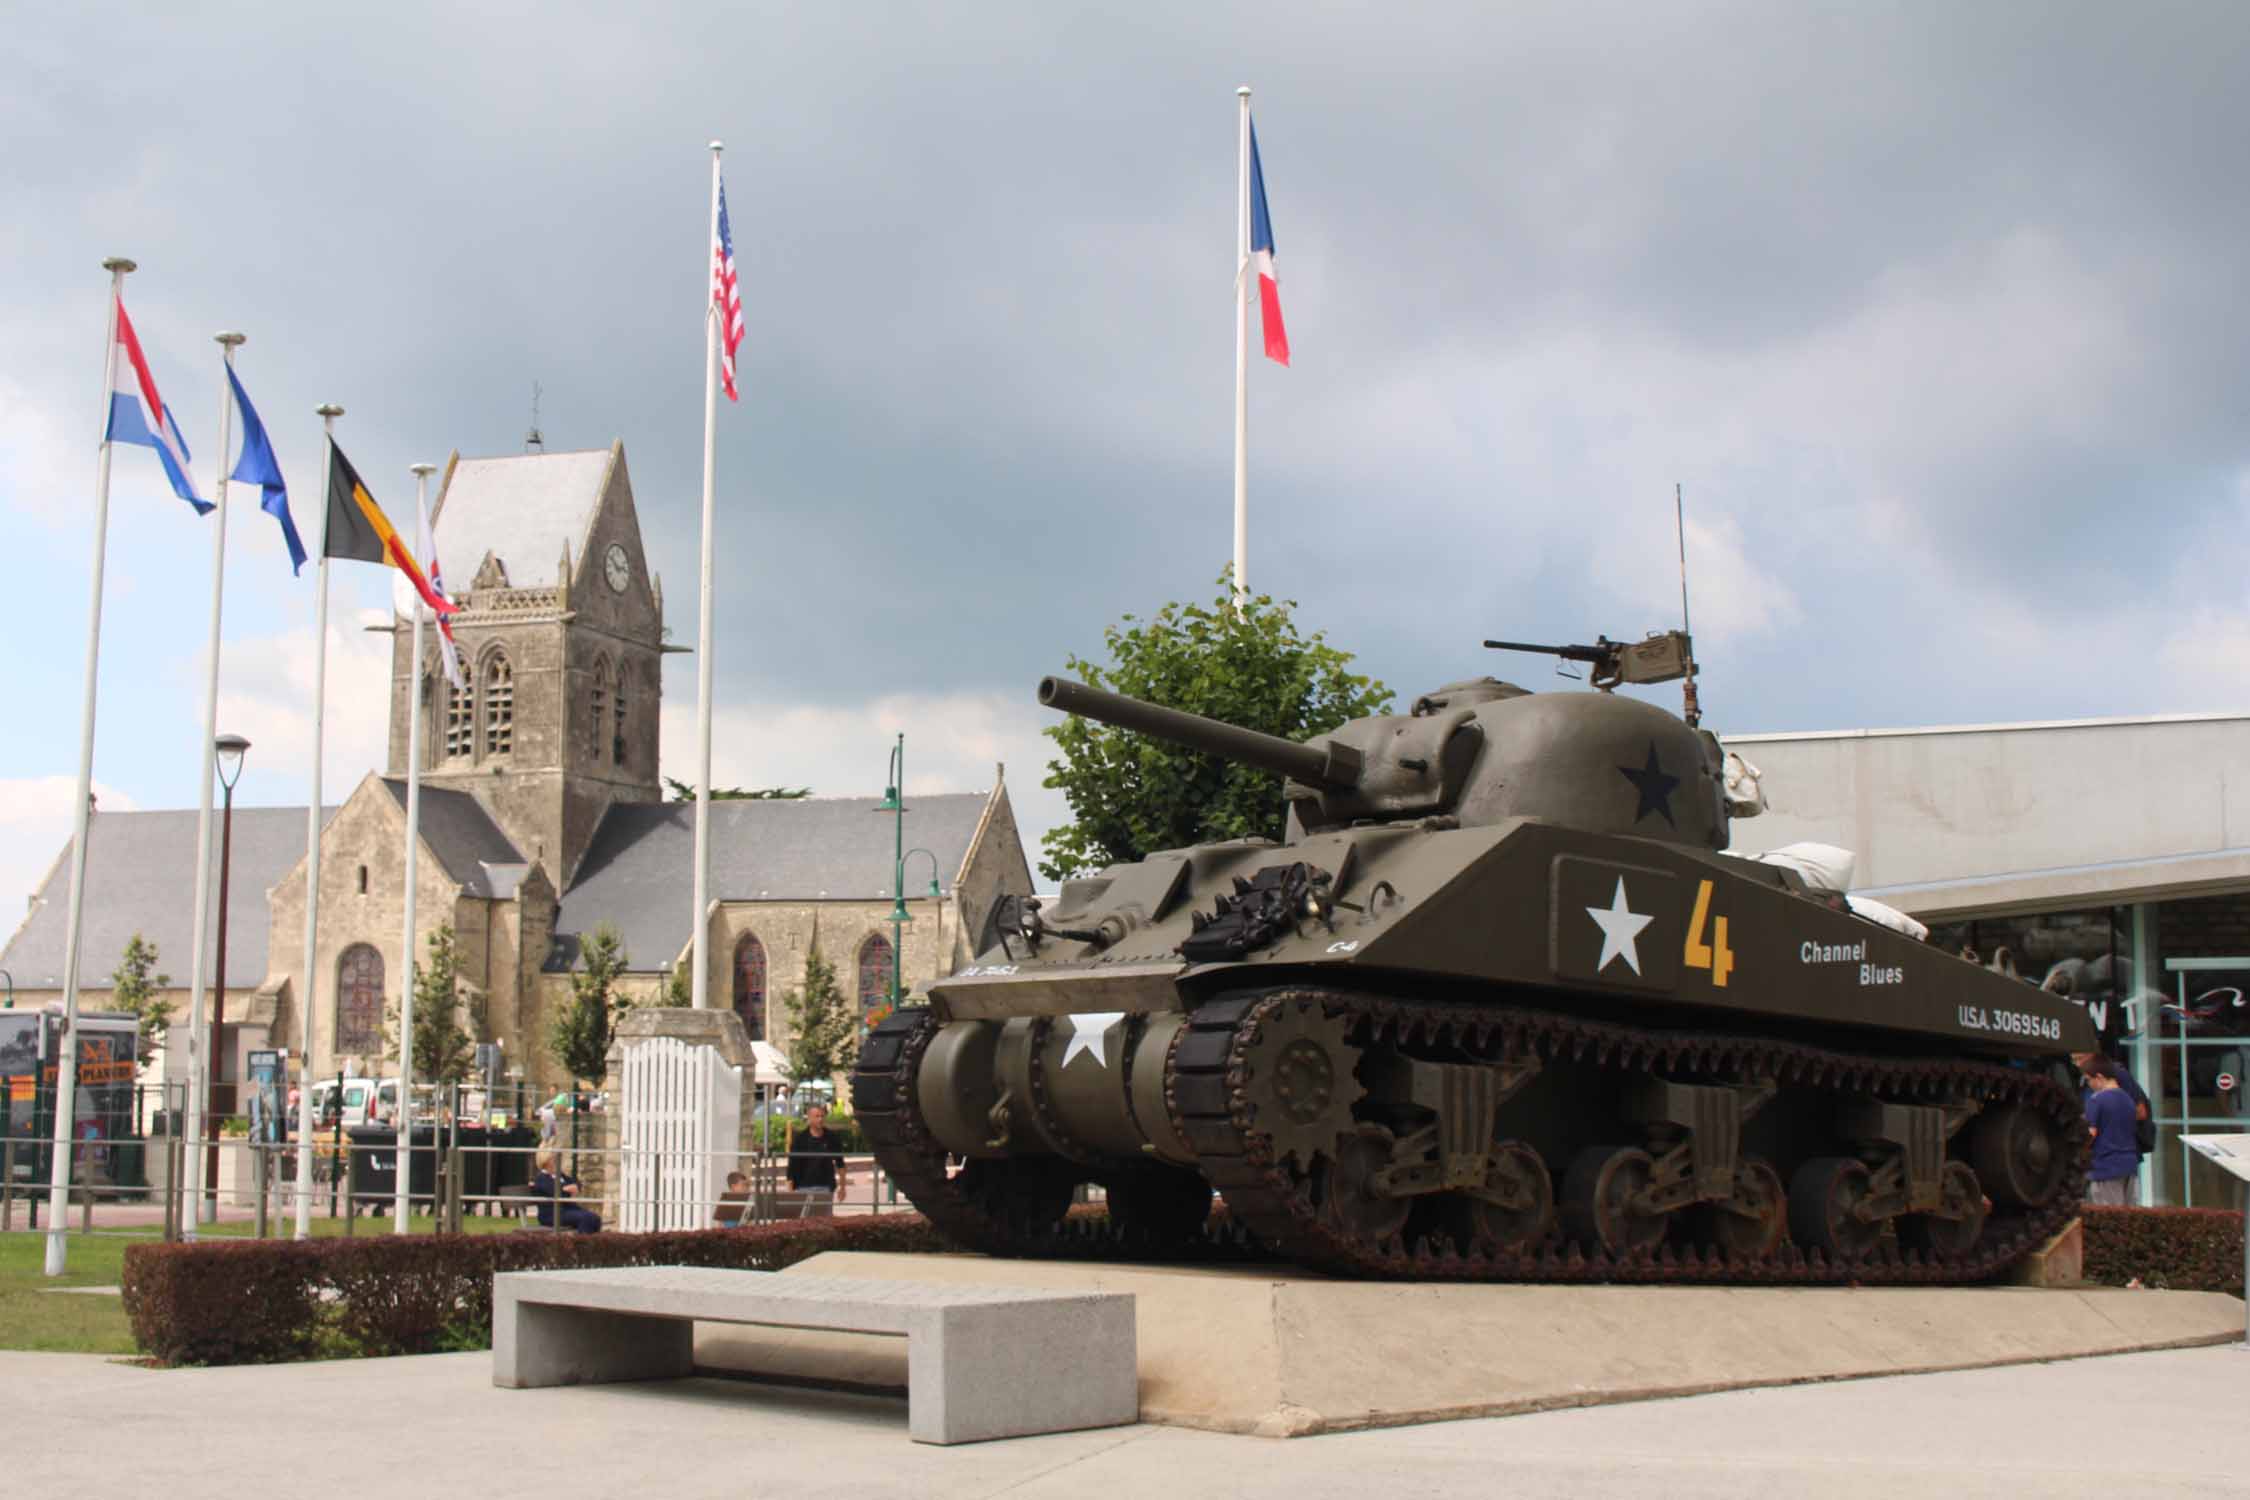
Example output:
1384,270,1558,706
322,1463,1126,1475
712,173,744,401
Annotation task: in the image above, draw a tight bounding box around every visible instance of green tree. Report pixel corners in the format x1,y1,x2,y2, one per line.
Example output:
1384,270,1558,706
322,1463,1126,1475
658,955,693,1008
781,944,858,1085
1041,571,1392,879
549,924,631,1086
386,925,486,1085
110,933,174,1054
663,778,811,802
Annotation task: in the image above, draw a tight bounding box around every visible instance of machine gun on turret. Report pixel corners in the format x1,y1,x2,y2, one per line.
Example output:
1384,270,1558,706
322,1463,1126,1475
1484,629,1700,725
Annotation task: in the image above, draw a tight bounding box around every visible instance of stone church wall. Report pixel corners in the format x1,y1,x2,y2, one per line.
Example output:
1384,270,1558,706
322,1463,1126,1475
265,779,472,1077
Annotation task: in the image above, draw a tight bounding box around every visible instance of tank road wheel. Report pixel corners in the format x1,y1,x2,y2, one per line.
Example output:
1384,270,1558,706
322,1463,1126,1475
1235,997,1366,1172
1969,1102,2068,1209
1788,1156,1883,1262
1101,1165,1214,1249
1562,1147,1668,1257
952,1155,1079,1242
1462,1142,1555,1249
1899,1161,1988,1261
1310,1123,1411,1243
1691,1157,1787,1260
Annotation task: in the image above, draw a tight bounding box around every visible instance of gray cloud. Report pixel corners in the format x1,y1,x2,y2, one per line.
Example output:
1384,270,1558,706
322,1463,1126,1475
5,2,2250,888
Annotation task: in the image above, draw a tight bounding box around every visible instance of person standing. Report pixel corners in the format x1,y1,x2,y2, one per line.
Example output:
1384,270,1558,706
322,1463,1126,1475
785,1103,847,1215
2080,1056,2140,1207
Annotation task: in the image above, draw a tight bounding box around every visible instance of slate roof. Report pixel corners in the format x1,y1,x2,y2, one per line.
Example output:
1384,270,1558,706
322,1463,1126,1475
390,447,613,614
554,793,993,972
375,780,524,897
1,807,336,992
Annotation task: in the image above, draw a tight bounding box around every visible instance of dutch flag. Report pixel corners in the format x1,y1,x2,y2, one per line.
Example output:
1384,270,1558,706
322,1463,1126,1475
105,296,209,513
1249,119,1290,367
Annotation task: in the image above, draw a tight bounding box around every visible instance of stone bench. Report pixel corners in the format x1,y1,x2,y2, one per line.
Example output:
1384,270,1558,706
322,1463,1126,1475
492,1266,1136,1445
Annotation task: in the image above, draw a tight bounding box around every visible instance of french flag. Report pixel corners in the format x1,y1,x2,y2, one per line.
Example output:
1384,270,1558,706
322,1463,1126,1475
1248,119,1290,367
105,296,209,513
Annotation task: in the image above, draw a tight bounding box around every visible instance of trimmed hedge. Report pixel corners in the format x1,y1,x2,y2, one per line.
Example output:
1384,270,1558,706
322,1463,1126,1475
2081,1206,2244,1295
120,1214,949,1367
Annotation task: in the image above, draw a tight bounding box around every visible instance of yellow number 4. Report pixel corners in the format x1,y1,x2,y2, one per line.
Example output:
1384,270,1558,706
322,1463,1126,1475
1684,879,1735,988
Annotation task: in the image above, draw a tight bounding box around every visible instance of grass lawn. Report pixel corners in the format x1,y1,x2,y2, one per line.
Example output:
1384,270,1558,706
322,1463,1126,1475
0,1214,518,1355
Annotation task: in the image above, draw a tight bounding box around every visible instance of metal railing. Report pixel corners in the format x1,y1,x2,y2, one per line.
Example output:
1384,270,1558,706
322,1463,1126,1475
1,1128,909,1240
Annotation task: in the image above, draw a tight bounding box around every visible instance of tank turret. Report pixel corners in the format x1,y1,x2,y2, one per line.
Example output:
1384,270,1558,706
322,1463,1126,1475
1039,667,1729,848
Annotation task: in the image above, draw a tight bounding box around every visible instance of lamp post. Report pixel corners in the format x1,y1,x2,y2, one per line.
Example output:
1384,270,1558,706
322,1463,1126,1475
903,847,942,985
203,734,249,1220
873,734,910,1007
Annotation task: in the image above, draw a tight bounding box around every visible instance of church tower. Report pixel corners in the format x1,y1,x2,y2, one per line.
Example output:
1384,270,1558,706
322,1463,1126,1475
386,442,666,883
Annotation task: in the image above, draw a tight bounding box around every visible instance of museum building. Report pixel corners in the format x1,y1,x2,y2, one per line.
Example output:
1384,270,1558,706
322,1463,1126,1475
1733,709,2250,1207
1,444,1035,1098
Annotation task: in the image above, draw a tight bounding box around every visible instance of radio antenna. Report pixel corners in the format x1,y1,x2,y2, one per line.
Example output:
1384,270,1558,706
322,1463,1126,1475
1675,482,1701,727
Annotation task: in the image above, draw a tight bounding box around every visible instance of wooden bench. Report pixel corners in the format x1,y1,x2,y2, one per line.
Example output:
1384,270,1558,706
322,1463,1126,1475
492,1265,1136,1444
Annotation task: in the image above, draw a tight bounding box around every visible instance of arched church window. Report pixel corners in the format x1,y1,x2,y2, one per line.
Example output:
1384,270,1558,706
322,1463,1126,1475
443,670,474,760
732,933,767,1043
612,659,629,768
483,651,513,757
590,657,612,765
336,943,384,1057
857,934,894,1023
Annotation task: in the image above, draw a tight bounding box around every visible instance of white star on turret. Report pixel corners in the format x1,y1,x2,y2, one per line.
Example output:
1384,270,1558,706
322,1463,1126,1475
1060,1011,1126,1068
1585,878,1654,976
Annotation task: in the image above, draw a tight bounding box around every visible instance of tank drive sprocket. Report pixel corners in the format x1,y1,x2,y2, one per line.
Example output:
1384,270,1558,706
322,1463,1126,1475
1229,994,1365,1172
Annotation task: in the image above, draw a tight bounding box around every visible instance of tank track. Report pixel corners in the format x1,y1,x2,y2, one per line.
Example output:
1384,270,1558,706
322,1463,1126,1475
854,985,2087,1282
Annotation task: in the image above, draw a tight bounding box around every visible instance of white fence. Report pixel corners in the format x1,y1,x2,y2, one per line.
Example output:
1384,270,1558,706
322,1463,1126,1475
616,1036,742,1232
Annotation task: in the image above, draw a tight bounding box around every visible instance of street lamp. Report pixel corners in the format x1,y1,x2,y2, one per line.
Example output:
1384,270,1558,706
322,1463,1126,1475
872,734,909,1007
203,733,249,1218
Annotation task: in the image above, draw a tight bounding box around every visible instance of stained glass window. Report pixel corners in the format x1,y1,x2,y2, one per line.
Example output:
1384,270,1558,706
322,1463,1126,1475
336,943,385,1058
858,934,894,1023
733,933,767,1042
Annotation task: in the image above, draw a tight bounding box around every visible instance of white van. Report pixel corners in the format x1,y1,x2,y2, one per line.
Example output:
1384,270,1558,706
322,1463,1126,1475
308,1077,403,1128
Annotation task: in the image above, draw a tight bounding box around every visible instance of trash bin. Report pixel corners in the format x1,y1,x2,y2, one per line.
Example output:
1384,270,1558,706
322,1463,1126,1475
451,1124,537,1209
345,1125,439,1207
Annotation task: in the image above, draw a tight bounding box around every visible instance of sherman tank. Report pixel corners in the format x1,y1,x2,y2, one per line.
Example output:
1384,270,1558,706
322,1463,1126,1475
853,633,2094,1282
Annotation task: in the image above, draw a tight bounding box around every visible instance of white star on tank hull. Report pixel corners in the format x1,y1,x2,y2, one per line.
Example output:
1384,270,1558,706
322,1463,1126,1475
1585,877,1655,975
1060,1010,1127,1067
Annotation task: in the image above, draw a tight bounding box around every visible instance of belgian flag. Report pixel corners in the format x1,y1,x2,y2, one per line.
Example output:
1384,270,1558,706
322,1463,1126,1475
324,438,453,617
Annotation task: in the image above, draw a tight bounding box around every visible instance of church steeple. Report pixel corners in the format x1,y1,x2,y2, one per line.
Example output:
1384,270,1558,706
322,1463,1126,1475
385,442,664,885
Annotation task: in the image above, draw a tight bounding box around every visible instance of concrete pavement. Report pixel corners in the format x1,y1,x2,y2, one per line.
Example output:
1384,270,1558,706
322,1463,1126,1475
12,1341,2247,1498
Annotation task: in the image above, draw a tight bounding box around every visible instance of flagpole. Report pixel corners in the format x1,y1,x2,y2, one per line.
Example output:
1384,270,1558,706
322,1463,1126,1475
1232,86,1252,617
394,464,436,1233
44,256,135,1276
181,330,245,1238
691,139,722,1011
294,404,343,1240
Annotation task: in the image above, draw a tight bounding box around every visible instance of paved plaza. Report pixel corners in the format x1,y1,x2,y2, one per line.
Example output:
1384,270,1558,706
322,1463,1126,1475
13,1340,2246,1498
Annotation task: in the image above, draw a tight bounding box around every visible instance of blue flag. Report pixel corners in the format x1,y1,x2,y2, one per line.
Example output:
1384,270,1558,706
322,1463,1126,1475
226,363,306,574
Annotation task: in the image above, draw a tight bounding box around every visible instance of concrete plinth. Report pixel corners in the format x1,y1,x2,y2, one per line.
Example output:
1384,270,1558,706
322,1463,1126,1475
700,1252,2246,1438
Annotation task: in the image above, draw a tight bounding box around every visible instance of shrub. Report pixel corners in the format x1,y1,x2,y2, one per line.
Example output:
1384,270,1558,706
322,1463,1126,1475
119,1238,326,1366
121,1215,949,1367
2081,1206,2244,1294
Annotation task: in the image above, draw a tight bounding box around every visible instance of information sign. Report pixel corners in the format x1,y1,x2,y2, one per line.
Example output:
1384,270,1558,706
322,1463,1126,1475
2180,1133,2250,1185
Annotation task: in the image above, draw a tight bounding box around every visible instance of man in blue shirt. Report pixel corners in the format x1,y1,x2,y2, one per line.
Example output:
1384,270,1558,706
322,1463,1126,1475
2080,1056,2140,1206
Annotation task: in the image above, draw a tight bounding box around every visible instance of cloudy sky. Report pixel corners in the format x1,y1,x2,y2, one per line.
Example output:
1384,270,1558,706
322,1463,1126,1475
5,2,2249,915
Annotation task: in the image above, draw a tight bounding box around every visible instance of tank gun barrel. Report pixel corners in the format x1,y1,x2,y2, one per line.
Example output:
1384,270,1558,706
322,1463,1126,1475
1483,638,1616,666
1037,677,1363,790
